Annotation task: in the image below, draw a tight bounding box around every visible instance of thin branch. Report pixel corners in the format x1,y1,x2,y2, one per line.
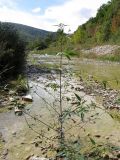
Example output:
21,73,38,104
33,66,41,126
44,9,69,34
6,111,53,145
0,66,14,76
24,114,51,140
23,110,57,132
32,82,60,102
34,90,60,115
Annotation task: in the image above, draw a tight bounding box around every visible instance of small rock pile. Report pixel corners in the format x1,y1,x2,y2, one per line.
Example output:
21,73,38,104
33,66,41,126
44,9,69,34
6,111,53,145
82,45,120,55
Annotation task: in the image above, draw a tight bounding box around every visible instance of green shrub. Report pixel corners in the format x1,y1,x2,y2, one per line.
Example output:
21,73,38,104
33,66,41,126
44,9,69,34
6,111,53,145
0,22,26,80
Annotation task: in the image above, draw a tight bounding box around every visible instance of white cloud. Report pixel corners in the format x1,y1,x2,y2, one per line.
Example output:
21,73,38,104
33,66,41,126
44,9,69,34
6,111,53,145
0,0,17,8
43,0,109,32
32,7,41,13
0,0,110,32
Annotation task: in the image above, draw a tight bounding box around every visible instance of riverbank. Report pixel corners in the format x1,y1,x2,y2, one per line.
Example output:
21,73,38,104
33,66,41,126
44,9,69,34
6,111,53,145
32,44,120,62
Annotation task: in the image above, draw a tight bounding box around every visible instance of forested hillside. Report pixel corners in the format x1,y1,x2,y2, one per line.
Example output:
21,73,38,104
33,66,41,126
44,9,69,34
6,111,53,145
73,0,120,45
3,22,55,42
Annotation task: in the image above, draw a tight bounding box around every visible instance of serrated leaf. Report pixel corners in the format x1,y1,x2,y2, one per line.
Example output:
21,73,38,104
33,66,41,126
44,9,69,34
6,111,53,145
74,93,81,102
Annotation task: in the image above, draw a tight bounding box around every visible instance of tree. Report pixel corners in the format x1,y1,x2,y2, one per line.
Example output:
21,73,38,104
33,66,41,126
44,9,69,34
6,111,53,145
0,22,26,80
28,37,47,50
73,27,86,44
45,33,56,46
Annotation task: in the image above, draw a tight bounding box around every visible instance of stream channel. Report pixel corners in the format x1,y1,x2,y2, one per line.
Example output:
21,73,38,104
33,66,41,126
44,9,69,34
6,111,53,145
0,54,120,159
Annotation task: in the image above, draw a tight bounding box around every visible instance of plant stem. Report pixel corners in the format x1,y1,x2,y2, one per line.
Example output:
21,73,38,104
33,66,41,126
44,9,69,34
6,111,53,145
59,31,64,144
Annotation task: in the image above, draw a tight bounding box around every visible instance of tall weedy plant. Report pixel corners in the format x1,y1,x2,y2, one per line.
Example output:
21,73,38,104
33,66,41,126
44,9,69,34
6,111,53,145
22,23,99,160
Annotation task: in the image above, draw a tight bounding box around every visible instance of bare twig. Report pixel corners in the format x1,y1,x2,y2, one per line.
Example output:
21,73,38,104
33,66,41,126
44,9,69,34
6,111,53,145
34,90,60,115
23,110,57,132
24,114,51,140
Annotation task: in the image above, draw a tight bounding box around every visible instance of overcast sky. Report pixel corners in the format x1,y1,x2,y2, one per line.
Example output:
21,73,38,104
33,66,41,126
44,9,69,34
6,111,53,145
0,0,110,32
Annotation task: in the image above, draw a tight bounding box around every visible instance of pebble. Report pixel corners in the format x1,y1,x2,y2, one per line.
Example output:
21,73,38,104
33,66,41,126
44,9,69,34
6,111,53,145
12,131,16,136
94,135,101,138
2,149,8,156
105,136,110,140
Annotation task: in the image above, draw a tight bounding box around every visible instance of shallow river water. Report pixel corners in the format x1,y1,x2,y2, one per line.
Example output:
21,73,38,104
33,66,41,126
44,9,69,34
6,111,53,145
0,55,120,159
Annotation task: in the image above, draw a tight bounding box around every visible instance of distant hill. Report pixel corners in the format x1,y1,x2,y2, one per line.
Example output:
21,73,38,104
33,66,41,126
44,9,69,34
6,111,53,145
3,22,55,42
73,0,120,45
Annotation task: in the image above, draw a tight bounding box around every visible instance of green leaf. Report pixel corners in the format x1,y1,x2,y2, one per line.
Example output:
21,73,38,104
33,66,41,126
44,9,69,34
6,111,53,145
115,98,120,105
81,112,84,121
65,50,77,56
63,52,71,60
79,155,85,160
65,54,71,60
66,97,71,101
89,137,96,145
74,93,81,102
63,50,77,60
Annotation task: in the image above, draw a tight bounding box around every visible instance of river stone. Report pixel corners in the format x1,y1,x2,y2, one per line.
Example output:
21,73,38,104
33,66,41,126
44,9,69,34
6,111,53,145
9,97,15,102
14,107,23,116
12,131,16,136
9,90,16,95
22,94,33,102
117,152,120,158
2,149,8,156
29,157,49,160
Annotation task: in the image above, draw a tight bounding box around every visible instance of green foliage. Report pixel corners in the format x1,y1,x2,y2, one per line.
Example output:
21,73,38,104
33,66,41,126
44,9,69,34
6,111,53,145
46,82,59,91
45,33,56,46
0,22,26,80
15,75,29,93
28,37,47,50
73,27,87,44
99,52,120,62
57,142,86,160
108,109,120,122
62,93,90,122
115,98,120,105
75,93,82,102
64,49,77,60
28,32,57,51
102,80,108,89
55,29,67,48
72,0,120,45
89,137,96,145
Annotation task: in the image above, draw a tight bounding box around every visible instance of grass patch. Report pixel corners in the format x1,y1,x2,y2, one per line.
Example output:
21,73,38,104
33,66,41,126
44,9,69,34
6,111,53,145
0,107,9,113
108,109,120,122
99,53,120,62
115,98,120,105
30,45,62,55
